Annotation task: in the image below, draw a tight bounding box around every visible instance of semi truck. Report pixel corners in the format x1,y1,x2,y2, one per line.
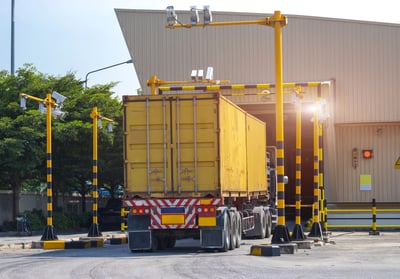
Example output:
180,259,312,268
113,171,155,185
122,92,277,252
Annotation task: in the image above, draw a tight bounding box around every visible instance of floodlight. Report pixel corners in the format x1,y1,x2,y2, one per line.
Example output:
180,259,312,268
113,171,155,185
107,122,113,132
203,6,212,25
39,102,46,114
198,69,204,81
52,91,67,106
20,96,27,109
190,6,199,26
52,108,67,120
191,69,198,82
205,67,213,80
166,6,177,28
98,118,102,128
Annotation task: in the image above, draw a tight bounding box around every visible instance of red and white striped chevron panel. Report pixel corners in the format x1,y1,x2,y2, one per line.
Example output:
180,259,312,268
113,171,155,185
124,198,222,229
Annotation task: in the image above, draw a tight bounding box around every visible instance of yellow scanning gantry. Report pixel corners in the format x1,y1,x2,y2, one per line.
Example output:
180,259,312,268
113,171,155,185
147,75,230,95
166,8,290,243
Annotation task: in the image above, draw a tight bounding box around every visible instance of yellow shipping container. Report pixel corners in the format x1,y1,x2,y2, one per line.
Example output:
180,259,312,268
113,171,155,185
123,92,267,198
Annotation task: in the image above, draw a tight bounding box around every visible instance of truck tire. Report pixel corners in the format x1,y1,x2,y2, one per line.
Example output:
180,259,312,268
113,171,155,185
265,210,272,238
230,212,237,250
235,212,242,248
166,237,176,248
255,207,266,239
150,235,158,252
220,211,231,252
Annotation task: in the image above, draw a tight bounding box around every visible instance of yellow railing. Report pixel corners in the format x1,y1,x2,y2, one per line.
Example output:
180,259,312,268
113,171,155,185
326,199,400,232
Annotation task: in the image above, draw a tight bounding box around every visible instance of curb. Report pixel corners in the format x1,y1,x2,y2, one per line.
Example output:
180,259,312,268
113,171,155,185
250,245,281,256
33,239,104,250
109,236,128,245
0,242,32,250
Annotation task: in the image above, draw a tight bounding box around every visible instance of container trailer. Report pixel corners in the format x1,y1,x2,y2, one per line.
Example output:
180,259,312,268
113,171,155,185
122,92,277,251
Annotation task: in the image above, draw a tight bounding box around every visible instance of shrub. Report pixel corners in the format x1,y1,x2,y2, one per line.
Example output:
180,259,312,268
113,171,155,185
24,209,45,231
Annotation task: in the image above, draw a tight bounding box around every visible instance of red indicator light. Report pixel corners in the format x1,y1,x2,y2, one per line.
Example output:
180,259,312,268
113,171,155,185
362,149,373,159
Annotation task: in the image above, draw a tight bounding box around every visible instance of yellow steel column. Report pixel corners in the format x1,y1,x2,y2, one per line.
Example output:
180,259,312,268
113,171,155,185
41,93,58,240
268,11,290,244
319,122,327,230
308,99,323,238
292,88,306,240
88,107,102,237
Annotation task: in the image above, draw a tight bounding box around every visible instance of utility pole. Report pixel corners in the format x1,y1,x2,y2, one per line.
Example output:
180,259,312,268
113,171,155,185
11,0,15,75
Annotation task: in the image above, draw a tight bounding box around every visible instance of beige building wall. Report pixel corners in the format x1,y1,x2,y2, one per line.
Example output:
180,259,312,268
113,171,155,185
116,9,400,203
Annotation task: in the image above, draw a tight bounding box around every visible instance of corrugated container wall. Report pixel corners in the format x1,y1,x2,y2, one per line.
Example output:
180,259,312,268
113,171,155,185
123,93,267,199
116,9,400,203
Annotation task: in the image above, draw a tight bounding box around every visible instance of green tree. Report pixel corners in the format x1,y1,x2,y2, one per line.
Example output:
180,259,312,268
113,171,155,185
0,65,124,221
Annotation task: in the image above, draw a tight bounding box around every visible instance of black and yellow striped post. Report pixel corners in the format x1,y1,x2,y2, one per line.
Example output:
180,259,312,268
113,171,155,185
319,120,327,231
88,107,113,237
20,92,64,241
308,98,323,239
42,93,58,240
369,198,380,235
292,88,306,241
268,11,290,244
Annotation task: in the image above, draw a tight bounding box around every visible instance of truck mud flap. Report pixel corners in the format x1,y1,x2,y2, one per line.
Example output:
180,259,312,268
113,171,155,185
128,230,151,250
200,229,223,249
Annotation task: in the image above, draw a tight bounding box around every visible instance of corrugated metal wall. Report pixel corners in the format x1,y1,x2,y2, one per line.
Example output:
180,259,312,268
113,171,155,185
331,124,400,202
116,9,400,123
116,9,400,203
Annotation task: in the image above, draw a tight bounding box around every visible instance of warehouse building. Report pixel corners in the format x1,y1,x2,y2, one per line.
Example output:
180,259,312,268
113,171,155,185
115,9,400,213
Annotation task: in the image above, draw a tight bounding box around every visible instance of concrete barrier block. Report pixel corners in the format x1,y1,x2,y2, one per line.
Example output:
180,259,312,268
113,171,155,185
278,243,298,254
250,245,281,256
110,237,128,245
43,240,66,249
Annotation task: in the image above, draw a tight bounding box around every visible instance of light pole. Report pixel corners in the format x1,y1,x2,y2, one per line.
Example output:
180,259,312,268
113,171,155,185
84,59,133,89
292,87,306,241
11,0,15,75
308,96,329,239
88,107,113,237
20,92,67,241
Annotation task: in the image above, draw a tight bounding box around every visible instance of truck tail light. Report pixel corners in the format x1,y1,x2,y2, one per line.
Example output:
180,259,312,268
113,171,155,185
132,207,150,215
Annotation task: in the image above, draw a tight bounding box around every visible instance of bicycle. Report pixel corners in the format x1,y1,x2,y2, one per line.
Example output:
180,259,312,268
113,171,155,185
16,215,32,236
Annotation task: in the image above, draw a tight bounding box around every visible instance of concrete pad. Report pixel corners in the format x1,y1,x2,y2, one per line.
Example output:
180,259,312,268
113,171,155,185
111,233,127,238
110,237,128,245
250,245,280,256
278,243,298,254
292,240,314,249
308,236,324,242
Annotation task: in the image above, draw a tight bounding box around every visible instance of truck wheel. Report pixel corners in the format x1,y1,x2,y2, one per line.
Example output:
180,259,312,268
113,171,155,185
220,211,231,252
235,212,242,248
166,237,176,248
257,210,267,239
265,210,272,238
230,213,237,250
158,237,167,250
150,235,158,252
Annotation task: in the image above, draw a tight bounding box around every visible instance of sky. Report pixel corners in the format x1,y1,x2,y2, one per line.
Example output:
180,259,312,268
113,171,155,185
1,0,400,99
